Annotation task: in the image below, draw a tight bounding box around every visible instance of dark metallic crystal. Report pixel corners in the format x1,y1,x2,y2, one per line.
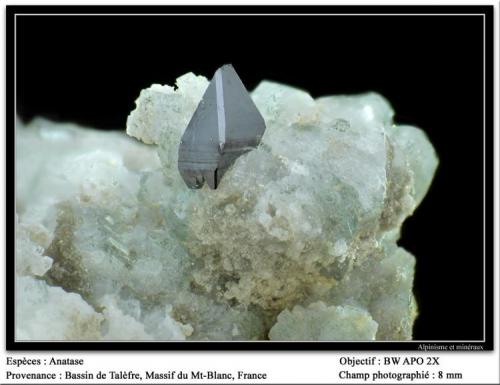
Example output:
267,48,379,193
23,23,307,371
178,64,266,189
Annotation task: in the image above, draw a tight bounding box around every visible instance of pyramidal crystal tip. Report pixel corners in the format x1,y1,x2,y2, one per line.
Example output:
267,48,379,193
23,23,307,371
178,64,266,189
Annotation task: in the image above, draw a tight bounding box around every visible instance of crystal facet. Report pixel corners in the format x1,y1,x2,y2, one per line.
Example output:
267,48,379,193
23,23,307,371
178,64,266,189
15,72,439,341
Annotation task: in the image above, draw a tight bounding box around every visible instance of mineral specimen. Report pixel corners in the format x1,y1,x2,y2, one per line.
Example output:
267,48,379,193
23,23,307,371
178,64,266,189
15,72,438,341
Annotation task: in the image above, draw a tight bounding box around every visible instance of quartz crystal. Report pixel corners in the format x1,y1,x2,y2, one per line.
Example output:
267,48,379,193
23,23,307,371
15,72,438,341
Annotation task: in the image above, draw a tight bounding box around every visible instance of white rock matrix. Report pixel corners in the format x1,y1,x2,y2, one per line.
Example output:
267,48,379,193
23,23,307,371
15,72,438,341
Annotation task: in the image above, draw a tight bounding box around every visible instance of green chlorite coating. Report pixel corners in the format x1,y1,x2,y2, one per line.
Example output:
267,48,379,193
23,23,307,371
15,72,438,341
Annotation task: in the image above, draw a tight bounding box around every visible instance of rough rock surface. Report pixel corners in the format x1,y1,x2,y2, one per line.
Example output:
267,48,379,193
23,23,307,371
15,72,438,341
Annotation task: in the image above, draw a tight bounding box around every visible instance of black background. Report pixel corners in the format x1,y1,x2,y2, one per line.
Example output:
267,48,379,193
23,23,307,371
15,9,487,341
